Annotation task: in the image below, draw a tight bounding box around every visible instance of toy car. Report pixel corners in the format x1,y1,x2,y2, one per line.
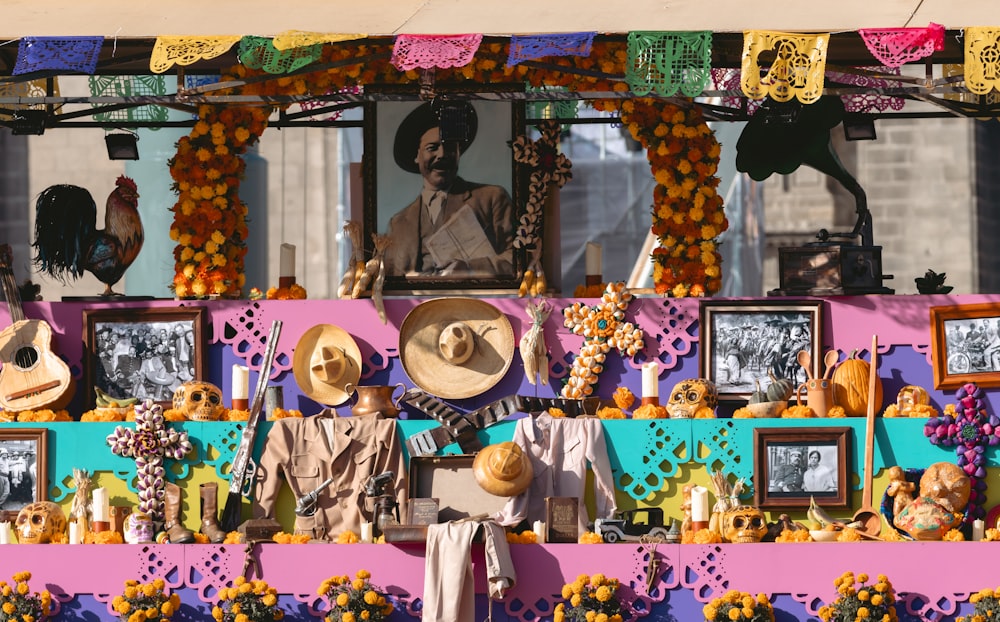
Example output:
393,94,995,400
594,507,672,543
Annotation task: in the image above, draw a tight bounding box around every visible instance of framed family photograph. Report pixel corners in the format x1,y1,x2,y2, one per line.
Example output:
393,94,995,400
753,426,851,510
83,306,207,411
0,428,47,522
699,300,823,402
363,90,526,292
930,302,1000,390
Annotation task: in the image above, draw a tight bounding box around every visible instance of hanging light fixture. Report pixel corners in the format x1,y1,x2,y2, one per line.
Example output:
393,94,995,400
10,109,47,135
105,130,140,160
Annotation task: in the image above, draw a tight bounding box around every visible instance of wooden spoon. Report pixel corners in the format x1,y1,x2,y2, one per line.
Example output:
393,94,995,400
852,334,882,537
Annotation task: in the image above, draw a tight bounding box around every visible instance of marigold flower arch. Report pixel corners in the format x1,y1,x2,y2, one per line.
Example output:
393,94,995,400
168,41,727,299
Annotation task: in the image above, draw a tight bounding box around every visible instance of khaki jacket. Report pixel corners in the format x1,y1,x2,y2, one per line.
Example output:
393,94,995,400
252,414,408,540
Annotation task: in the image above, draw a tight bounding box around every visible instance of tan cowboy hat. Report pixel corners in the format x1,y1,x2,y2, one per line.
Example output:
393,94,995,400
293,324,363,406
398,298,514,399
473,442,533,497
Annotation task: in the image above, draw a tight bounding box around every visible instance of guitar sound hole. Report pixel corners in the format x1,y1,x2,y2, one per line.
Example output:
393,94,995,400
14,345,38,370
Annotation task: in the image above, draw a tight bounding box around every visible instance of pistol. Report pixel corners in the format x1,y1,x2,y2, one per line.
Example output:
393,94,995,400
294,476,334,517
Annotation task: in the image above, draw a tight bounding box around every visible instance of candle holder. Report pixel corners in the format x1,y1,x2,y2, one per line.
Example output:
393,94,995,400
691,520,710,532
92,520,111,533
585,274,603,286
278,275,296,288
232,398,249,411
641,396,660,407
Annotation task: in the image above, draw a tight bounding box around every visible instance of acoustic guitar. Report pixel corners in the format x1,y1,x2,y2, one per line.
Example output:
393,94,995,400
0,244,73,411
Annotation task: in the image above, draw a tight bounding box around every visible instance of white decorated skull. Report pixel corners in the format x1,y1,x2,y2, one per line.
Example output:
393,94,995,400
173,380,224,421
15,501,67,544
723,505,767,543
666,378,718,419
124,512,154,544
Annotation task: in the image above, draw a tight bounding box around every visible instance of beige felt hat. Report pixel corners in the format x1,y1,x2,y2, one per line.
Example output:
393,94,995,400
398,298,514,399
473,442,534,497
293,324,363,406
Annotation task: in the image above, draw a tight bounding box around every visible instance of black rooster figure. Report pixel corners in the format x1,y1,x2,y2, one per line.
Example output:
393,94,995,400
32,175,143,297
736,96,872,247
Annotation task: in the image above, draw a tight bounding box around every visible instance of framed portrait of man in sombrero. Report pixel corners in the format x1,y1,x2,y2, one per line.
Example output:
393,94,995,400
363,91,527,292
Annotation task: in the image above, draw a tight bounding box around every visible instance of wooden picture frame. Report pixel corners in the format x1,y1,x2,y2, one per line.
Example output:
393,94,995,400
363,88,527,293
83,306,207,411
753,426,851,510
0,427,48,522
699,300,823,402
930,302,1000,390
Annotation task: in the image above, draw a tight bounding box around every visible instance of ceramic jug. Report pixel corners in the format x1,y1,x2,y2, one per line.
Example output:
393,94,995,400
344,383,406,418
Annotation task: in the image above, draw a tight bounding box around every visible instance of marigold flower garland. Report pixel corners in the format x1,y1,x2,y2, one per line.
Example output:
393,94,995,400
167,41,723,298
0,571,53,622
594,98,727,296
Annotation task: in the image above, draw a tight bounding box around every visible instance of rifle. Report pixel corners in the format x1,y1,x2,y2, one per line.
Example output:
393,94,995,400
219,319,282,532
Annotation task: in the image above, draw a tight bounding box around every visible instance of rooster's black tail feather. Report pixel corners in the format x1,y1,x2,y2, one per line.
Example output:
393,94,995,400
32,184,97,280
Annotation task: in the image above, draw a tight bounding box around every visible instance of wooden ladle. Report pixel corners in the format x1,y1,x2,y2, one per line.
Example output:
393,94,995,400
852,334,882,537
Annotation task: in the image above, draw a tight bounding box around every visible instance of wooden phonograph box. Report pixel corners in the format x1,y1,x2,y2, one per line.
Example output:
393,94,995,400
769,244,894,296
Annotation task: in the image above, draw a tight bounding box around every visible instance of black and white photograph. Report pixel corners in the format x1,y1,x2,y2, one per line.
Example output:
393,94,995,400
83,307,206,410
700,300,823,401
753,427,851,510
0,428,47,521
930,303,1000,390
365,97,525,291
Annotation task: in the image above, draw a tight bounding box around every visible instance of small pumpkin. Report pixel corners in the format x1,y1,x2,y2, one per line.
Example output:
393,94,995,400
766,370,795,402
749,380,768,404
832,349,883,416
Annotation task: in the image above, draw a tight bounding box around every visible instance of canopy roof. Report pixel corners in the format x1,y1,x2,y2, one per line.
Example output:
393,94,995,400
1,1,999,127
2,0,994,37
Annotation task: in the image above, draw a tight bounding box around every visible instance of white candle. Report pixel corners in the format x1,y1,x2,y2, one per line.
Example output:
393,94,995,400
232,364,249,401
642,362,659,398
585,242,602,276
974,519,986,541
69,522,81,545
690,485,710,522
0,522,9,544
92,487,109,522
533,520,546,543
360,521,373,543
279,243,296,278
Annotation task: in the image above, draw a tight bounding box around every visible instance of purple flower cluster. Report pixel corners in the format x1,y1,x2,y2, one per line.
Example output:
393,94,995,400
923,382,998,522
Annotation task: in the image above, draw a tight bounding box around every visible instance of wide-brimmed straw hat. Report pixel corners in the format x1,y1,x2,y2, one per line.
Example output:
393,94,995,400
293,324,363,406
398,298,514,399
473,442,534,497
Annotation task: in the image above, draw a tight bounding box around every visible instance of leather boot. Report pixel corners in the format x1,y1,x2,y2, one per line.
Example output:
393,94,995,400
200,482,227,543
163,482,195,544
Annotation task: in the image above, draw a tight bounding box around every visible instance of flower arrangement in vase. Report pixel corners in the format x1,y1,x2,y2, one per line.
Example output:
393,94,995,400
212,576,284,622
703,590,774,622
554,573,623,622
818,572,897,622
112,579,180,622
958,588,1000,622
0,571,53,622
317,570,394,622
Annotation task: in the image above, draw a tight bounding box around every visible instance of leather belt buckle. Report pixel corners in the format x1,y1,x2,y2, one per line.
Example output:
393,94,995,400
406,429,439,457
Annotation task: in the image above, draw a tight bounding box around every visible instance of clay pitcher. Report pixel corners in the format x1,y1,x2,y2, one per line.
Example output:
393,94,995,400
796,379,834,417
344,383,406,418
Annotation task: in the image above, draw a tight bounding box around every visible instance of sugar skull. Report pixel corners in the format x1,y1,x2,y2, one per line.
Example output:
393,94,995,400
895,385,929,417
173,380,224,421
15,501,67,544
124,512,154,544
666,378,718,419
723,505,767,543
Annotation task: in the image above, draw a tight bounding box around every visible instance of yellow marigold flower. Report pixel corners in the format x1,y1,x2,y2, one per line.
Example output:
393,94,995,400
211,606,224,621
17,583,29,595
342,613,356,622
728,607,741,620
595,585,612,602
234,614,249,622
570,594,582,607
2,603,15,615
857,606,870,618
353,579,366,591
562,584,573,599
335,592,350,607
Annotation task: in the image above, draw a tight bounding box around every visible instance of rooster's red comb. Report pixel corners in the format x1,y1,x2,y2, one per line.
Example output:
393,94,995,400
115,175,138,193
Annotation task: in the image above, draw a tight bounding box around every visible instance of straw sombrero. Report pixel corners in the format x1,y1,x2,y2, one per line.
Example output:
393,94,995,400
293,324,363,406
398,298,514,399
473,442,533,497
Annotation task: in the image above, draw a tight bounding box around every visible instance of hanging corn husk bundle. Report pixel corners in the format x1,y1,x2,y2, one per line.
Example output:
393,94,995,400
520,298,552,385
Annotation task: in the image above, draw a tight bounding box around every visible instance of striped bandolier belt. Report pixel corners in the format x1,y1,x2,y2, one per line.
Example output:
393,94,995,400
400,388,601,457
